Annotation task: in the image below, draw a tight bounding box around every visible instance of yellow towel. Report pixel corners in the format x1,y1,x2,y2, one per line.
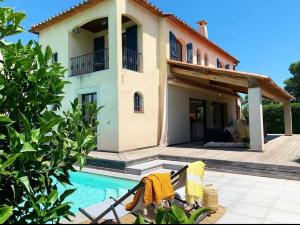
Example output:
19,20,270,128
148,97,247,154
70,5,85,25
146,173,175,205
185,161,206,204
126,173,174,211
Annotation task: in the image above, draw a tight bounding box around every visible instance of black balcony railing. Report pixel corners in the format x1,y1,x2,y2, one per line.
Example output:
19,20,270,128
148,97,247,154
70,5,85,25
70,48,109,76
122,48,142,72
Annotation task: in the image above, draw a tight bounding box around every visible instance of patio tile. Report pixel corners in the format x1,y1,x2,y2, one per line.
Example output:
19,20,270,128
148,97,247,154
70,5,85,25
247,187,280,199
219,199,236,208
239,194,276,208
228,178,257,188
219,184,251,194
263,218,285,224
264,209,300,224
228,203,270,219
278,192,300,203
219,190,244,202
281,185,300,196
205,175,234,184
272,199,300,214
252,182,285,192
217,212,264,224
286,180,300,188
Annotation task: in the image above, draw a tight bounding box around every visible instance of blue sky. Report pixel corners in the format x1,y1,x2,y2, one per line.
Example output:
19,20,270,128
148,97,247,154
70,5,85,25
3,0,300,87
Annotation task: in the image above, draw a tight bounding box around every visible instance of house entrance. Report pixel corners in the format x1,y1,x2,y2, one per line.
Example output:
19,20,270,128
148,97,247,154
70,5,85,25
190,99,206,141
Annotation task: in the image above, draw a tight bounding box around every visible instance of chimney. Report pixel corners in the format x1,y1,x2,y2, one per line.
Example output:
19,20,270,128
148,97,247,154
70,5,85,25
197,20,208,38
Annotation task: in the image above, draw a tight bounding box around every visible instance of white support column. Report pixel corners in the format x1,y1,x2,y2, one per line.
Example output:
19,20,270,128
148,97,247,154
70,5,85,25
248,87,264,151
284,102,293,136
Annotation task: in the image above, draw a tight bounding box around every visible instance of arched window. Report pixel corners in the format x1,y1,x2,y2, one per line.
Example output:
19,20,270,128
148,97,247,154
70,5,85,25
197,49,201,65
204,53,209,66
134,92,144,112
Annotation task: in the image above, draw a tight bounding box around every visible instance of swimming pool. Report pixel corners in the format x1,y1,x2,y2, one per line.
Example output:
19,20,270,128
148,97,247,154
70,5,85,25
58,172,137,213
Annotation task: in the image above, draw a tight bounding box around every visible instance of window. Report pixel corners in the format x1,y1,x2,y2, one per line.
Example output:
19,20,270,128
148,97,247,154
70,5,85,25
197,49,201,65
82,93,97,123
204,53,209,66
217,59,222,68
186,43,193,63
52,53,58,63
122,25,141,72
134,92,143,112
176,40,183,61
225,64,231,70
169,32,182,61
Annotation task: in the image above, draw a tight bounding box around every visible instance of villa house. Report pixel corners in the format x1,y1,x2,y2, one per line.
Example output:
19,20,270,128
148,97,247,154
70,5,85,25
30,0,294,153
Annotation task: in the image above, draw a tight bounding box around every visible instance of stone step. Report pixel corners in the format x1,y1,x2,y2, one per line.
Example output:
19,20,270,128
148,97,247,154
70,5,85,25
126,160,165,175
159,154,300,181
126,160,187,175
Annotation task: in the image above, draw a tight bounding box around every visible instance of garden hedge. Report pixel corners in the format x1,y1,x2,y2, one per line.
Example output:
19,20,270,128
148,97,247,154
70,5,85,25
263,103,300,134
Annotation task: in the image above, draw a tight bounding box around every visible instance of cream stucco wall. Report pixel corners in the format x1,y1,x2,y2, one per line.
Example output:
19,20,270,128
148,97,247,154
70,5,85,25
117,0,160,151
39,0,120,151
165,20,236,68
167,84,238,145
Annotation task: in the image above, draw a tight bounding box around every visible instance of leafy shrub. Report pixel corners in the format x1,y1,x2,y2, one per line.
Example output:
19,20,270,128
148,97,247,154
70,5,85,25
263,103,300,134
242,103,300,134
135,205,209,224
0,3,100,224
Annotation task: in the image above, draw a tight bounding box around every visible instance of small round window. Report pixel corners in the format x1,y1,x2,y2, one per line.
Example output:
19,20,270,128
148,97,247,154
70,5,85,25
134,92,144,112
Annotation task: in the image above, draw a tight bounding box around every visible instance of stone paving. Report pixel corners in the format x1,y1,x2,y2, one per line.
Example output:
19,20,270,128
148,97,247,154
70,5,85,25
203,171,300,224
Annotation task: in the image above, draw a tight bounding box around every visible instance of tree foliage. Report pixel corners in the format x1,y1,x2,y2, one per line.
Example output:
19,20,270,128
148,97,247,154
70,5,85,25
0,3,100,224
135,205,209,224
284,61,300,101
242,103,300,134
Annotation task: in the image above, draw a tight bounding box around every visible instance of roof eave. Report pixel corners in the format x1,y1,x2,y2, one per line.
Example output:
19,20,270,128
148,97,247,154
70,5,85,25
167,60,294,102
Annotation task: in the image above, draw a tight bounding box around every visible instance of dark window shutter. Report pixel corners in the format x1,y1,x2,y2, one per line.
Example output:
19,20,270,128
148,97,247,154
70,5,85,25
169,31,178,60
225,64,230,70
126,25,138,51
217,59,222,68
187,43,193,63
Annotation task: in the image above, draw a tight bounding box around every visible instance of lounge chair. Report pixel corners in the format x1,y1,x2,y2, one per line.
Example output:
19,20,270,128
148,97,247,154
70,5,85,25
79,165,208,224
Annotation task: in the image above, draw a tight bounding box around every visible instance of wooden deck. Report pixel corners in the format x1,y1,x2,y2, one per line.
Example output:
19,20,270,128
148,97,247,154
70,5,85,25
88,135,300,179
162,135,300,167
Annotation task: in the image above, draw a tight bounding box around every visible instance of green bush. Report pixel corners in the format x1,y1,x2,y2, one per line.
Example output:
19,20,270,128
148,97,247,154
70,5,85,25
291,103,300,134
0,3,100,224
135,205,209,224
263,103,300,134
243,103,300,134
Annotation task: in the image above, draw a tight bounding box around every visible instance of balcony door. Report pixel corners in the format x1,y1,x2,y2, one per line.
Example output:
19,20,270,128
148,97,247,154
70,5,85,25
122,25,139,71
94,36,105,71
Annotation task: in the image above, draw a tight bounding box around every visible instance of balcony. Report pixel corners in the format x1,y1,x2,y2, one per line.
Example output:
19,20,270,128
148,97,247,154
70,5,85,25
70,48,109,77
122,48,142,72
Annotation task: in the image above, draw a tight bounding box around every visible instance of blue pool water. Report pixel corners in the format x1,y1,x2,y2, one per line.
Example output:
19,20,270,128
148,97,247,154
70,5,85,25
58,172,137,213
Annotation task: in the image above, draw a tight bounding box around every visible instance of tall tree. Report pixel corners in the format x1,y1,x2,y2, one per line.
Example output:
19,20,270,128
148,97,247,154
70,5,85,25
284,61,300,101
